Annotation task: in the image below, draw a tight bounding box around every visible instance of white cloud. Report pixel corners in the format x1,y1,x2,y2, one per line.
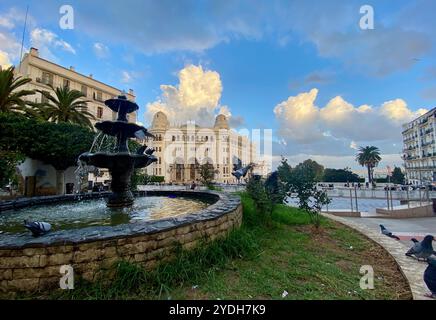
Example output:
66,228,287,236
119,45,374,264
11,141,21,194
0,50,12,68
93,42,109,59
146,64,225,126
274,88,427,157
273,88,323,143
0,32,21,64
30,28,76,61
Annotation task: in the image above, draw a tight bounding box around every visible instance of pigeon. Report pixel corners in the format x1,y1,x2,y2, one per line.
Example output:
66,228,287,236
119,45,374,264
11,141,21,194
424,256,436,298
411,238,419,244
24,220,52,237
136,145,147,155
406,235,435,261
379,224,400,240
145,147,155,155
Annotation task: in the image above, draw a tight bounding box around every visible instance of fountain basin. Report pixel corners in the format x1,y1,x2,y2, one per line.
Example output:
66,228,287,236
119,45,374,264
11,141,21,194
0,191,242,294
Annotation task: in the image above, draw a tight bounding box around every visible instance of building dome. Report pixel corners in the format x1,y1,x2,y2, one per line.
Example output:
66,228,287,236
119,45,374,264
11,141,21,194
214,114,229,130
152,111,170,129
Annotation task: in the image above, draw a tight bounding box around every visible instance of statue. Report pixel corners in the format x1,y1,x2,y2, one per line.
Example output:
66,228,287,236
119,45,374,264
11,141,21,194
231,157,254,183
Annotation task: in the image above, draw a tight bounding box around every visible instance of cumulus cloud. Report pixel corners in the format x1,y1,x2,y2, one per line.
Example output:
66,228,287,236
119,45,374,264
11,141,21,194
274,88,427,157
0,50,12,68
0,32,21,64
273,88,323,143
30,28,76,61
93,42,109,59
147,65,229,126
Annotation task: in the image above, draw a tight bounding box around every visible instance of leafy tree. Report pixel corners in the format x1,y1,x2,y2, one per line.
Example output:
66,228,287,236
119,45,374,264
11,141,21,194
199,162,215,187
391,167,405,185
277,156,292,185
0,150,25,191
246,175,272,217
277,156,330,229
323,168,360,182
294,159,324,182
264,171,287,205
35,85,95,129
0,113,94,194
0,66,35,114
356,146,381,183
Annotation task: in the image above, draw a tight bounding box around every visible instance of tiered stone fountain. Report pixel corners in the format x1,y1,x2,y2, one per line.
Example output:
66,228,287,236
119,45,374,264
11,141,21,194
78,95,157,207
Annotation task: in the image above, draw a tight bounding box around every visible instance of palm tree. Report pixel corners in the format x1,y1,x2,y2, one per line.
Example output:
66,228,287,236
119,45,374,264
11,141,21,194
36,86,95,129
0,66,35,113
356,146,382,183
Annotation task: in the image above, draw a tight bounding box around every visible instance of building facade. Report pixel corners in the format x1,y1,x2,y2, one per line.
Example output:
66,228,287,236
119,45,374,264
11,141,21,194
143,112,264,184
17,47,137,125
14,47,137,195
402,107,436,185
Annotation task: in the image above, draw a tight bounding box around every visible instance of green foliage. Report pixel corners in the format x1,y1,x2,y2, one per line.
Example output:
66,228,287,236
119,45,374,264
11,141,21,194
0,66,35,113
246,175,272,218
0,150,24,188
294,159,324,182
131,171,165,190
391,167,405,184
199,162,215,187
277,156,330,229
323,168,361,182
32,85,96,129
0,113,94,170
264,171,287,205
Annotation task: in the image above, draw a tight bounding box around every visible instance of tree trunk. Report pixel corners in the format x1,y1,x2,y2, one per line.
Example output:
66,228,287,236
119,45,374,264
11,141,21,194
367,165,371,183
56,169,65,195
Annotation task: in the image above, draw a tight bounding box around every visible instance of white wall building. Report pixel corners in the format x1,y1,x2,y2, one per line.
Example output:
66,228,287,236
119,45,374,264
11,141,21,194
143,112,268,184
402,107,436,185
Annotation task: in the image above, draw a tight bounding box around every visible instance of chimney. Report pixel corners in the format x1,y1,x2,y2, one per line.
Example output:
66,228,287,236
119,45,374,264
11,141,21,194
30,47,39,56
69,66,75,71
89,74,93,78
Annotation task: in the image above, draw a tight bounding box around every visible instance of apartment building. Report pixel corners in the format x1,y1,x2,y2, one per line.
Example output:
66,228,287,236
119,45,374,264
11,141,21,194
402,107,436,185
16,47,137,125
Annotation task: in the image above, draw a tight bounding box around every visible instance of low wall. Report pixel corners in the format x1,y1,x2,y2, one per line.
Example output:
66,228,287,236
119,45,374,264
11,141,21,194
376,204,435,218
0,191,242,294
323,210,361,217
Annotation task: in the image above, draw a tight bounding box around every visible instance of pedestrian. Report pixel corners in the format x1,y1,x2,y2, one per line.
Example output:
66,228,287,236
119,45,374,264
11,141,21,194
190,181,196,190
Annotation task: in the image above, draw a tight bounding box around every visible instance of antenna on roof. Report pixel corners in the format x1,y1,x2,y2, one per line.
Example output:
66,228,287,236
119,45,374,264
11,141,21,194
18,5,29,74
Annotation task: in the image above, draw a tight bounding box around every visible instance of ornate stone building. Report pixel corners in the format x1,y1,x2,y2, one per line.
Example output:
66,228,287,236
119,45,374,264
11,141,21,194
143,112,263,184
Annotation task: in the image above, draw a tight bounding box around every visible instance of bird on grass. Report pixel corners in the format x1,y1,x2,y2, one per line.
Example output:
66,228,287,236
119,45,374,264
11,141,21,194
379,224,401,240
24,220,51,237
424,255,436,299
406,235,435,261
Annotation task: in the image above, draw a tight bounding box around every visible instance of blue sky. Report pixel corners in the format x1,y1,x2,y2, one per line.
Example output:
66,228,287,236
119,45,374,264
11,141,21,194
1,0,435,172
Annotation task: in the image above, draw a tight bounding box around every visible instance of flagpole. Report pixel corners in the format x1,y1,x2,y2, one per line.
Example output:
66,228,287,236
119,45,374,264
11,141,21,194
18,4,29,74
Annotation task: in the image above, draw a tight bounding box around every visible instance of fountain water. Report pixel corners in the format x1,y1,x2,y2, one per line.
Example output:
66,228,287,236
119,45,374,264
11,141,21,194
78,95,157,207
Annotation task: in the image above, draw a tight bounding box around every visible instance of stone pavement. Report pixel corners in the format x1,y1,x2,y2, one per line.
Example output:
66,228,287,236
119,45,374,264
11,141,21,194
322,213,433,300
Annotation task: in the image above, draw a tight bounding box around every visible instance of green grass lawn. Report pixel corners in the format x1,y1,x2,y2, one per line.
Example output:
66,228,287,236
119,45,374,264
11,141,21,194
36,192,411,300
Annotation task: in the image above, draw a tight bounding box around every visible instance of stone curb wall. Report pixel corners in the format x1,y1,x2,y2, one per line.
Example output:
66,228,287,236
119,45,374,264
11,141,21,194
0,191,242,293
